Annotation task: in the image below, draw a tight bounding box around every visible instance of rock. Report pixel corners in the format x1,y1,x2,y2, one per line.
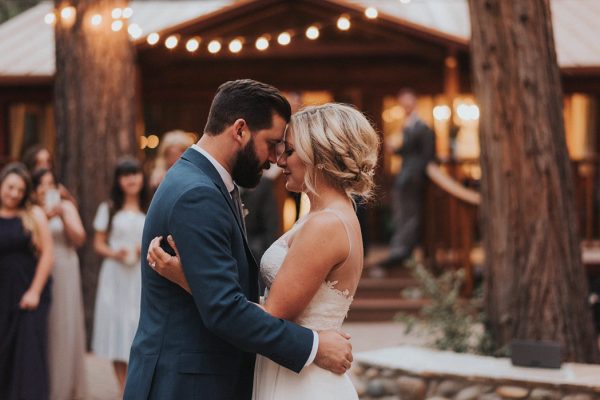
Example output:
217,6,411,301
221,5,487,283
352,364,365,376
366,379,386,397
495,386,529,399
562,395,593,400
529,388,560,400
479,394,502,400
381,378,398,395
381,368,396,378
365,367,380,379
435,380,466,397
455,385,485,400
397,376,426,400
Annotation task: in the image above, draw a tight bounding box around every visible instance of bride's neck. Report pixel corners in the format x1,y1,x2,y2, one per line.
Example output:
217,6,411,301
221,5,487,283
306,184,350,212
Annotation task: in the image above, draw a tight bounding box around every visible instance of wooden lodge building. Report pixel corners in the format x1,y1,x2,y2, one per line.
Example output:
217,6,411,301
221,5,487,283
1,1,600,314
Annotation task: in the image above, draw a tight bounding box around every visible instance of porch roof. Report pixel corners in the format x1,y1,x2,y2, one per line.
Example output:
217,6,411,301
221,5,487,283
0,0,599,82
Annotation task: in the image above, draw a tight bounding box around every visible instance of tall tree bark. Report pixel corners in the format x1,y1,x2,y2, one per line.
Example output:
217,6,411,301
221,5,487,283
53,0,137,345
468,0,598,362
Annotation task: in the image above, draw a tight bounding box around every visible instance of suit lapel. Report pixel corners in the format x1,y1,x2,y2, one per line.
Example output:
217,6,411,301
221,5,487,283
180,149,259,272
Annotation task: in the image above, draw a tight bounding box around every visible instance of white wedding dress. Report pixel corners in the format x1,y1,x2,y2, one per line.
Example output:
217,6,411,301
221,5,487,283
252,210,360,400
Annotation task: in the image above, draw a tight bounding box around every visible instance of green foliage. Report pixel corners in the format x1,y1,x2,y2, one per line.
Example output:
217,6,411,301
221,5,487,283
396,262,496,355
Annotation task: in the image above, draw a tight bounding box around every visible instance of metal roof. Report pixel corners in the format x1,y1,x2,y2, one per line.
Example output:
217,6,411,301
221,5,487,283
0,0,598,79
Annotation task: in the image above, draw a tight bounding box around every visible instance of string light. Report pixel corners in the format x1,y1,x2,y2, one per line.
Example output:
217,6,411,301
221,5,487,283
60,6,75,20
228,38,243,53
337,15,351,31
90,14,102,26
44,13,56,25
147,134,160,149
147,32,160,45
277,32,291,46
305,25,319,40
255,36,269,51
165,35,179,49
365,7,378,19
111,20,123,32
45,3,387,55
186,37,200,53
207,40,222,54
128,23,143,39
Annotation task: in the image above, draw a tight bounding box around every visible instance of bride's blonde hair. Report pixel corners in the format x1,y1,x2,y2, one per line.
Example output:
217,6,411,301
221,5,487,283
289,103,380,202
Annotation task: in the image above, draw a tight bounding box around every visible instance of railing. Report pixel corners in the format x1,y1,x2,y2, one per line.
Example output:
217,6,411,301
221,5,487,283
421,157,600,295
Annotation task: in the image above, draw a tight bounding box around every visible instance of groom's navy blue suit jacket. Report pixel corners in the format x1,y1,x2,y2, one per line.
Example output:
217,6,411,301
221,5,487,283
124,148,313,400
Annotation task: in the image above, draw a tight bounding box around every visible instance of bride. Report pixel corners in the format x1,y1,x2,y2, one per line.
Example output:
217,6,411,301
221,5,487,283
148,103,379,399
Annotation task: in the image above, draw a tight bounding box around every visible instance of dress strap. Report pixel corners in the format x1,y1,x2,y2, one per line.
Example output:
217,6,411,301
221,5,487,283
319,208,352,271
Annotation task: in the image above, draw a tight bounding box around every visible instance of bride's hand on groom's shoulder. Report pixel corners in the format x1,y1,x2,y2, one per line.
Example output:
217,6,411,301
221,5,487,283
314,330,353,375
147,235,191,293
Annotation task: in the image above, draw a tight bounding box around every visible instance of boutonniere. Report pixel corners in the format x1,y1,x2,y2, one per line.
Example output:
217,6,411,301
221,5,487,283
242,204,249,218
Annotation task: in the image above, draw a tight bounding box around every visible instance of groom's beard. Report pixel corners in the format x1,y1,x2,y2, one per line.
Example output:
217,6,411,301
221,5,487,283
232,137,268,188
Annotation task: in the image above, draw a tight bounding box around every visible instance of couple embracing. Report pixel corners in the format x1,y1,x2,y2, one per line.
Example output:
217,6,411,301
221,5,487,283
124,79,380,399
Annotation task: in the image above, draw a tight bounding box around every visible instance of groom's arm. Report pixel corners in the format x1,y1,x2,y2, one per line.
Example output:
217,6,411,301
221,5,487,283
169,187,313,373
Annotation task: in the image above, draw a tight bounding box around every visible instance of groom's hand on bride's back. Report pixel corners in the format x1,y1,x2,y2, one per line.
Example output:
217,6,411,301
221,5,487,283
314,330,353,374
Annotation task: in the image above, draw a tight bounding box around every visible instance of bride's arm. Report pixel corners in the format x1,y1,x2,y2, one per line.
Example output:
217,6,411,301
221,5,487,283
263,214,348,321
147,235,191,293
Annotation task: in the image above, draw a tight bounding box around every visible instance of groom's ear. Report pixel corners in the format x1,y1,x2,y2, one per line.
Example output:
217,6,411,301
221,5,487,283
232,119,248,146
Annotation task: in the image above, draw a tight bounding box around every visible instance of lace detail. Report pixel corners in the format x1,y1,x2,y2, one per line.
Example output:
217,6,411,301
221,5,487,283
324,280,352,300
260,237,353,331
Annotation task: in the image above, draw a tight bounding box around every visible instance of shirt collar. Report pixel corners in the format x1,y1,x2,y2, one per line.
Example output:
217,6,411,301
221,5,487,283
405,112,419,129
191,144,235,193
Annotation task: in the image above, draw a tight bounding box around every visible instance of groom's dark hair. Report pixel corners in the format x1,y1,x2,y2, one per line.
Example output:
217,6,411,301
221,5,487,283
203,79,291,136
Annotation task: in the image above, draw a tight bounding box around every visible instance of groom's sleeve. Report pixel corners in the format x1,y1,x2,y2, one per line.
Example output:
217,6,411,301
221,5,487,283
169,187,314,373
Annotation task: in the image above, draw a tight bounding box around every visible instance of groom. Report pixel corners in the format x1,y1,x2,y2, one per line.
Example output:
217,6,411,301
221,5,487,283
124,80,352,399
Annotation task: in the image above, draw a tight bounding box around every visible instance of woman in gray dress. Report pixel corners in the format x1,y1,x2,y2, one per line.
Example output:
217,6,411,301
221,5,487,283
33,168,87,400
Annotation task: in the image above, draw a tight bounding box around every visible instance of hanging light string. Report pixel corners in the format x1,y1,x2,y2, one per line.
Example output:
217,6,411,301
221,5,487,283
45,5,381,54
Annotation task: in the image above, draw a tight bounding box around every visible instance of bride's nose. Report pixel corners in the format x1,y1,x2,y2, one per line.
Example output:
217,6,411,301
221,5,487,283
276,155,286,168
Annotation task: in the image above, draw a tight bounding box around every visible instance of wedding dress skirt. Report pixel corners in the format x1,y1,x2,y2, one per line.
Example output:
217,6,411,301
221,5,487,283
252,216,359,400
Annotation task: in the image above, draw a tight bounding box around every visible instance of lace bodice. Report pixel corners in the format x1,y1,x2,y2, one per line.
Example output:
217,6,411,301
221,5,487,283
259,215,354,331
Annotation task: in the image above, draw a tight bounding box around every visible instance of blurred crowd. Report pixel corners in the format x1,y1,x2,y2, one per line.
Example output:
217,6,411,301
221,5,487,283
0,130,195,400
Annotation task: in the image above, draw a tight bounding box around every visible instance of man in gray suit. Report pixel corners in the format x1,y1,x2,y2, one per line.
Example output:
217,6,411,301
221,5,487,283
380,89,436,269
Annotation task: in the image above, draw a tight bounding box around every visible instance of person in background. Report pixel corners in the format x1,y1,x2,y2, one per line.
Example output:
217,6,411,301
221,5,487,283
378,88,436,270
32,168,87,400
22,145,77,205
149,130,196,191
0,163,54,400
241,166,282,262
92,157,148,393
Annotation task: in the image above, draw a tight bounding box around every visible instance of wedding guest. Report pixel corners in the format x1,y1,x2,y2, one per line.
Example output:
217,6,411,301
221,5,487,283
22,144,52,172
378,88,435,269
0,163,54,400
149,130,196,191
22,145,77,205
32,168,87,400
92,157,148,392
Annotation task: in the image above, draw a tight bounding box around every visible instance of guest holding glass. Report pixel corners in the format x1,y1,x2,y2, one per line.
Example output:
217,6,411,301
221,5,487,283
32,168,87,400
0,163,54,400
92,157,148,392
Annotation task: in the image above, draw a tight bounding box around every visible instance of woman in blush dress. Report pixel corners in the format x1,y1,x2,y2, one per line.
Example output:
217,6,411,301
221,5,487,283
32,168,87,400
148,103,380,399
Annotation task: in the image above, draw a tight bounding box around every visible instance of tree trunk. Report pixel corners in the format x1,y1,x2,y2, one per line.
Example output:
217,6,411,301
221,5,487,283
53,0,137,346
468,0,598,362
